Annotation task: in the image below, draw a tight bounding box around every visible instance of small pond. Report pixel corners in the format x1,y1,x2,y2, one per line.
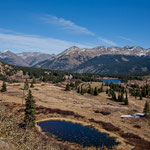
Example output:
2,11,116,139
37,120,118,148
101,79,121,84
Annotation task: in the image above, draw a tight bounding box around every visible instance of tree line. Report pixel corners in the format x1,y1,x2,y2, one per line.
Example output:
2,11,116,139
129,84,150,100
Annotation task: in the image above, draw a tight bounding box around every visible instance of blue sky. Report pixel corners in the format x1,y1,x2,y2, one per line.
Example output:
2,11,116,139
0,0,149,54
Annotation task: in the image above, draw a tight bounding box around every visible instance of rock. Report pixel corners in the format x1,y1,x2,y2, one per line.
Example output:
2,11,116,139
0,138,9,149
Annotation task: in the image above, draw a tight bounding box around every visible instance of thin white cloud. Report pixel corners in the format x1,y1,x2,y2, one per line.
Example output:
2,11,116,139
0,31,91,54
98,37,117,46
118,36,138,43
41,14,95,36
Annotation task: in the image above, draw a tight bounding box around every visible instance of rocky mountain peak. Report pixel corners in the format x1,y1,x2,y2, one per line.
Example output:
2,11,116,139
0,50,15,55
58,46,81,57
65,46,80,52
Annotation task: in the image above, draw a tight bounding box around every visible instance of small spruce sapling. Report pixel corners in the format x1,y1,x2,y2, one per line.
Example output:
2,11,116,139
1,81,7,92
143,101,150,116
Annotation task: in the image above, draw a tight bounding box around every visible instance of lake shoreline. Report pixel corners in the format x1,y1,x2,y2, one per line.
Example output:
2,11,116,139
100,78,121,83
36,117,133,150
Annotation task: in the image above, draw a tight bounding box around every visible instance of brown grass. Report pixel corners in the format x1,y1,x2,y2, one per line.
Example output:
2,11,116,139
89,118,150,150
0,102,74,150
0,81,150,149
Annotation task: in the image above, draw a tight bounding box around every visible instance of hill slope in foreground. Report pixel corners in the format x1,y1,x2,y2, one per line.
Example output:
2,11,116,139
0,61,150,149
0,79,150,149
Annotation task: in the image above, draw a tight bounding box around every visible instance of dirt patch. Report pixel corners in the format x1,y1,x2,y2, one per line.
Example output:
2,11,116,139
89,118,150,150
17,106,85,119
94,110,111,115
89,118,120,132
120,132,150,150
133,125,141,129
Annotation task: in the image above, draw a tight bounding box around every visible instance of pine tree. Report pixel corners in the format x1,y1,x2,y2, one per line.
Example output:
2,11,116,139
94,87,98,96
143,101,150,116
30,80,34,88
24,90,36,128
98,86,103,93
87,85,94,95
87,85,92,94
77,87,80,93
140,91,142,100
120,92,124,102
24,79,29,90
69,82,75,88
80,87,84,95
118,92,121,102
108,89,112,97
147,87,150,97
124,92,129,105
111,90,116,101
142,87,147,97
101,86,103,92
65,84,70,91
89,87,94,95
135,89,140,98
106,89,109,94
32,78,36,84
1,81,7,92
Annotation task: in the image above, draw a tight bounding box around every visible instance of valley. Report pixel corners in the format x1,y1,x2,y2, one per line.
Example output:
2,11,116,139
0,77,150,149
0,1,150,149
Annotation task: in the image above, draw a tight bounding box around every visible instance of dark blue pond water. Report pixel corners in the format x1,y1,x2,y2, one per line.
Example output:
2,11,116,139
37,120,118,148
101,79,121,84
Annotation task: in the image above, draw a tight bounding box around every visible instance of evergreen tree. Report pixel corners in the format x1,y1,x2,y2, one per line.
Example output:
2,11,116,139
142,87,147,97
101,86,103,92
124,92,129,105
111,90,116,101
24,90,36,128
87,85,94,95
106,89,109,94
136,89,140,97
131,89,136,97
30,82,34,88
24,79,29,90
135,90,137,99
83,88,87,94
117,93,121,102
65,83,71,91
140,91,142,100
77,87,80,93
98,86,103,93
80,86,84,95
30,79,34,88
94,87,98,96
32,78,36,84
147,87,150,97
108,89,112,97
120,92,124,102
1,81,7,92
90,88,94,95
87,85,92,94
69,82,75,88
143,101,150,116
118,93,121,102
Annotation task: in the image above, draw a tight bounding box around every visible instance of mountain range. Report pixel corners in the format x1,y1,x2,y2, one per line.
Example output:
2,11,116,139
0,46,150,74
0,50,55,67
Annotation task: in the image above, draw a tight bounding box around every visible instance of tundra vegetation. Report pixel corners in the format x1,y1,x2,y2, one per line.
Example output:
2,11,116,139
0,62,150,149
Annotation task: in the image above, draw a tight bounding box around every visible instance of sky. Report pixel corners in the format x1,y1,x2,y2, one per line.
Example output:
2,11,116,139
0,0,150,54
